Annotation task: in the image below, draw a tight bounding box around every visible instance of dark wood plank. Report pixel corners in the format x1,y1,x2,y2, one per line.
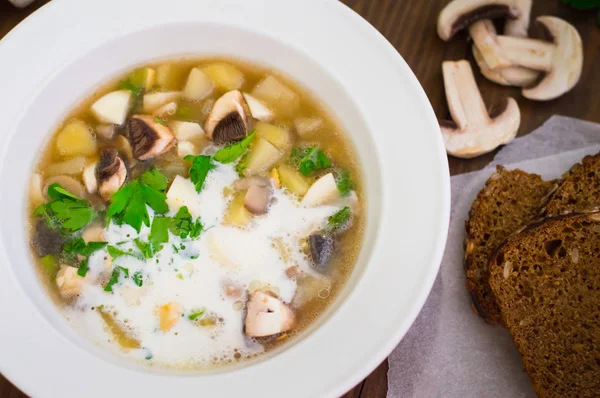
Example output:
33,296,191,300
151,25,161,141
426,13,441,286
1,0,600,397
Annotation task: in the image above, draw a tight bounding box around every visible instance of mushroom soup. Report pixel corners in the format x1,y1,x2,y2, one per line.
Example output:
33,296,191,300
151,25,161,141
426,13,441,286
27,59,364,369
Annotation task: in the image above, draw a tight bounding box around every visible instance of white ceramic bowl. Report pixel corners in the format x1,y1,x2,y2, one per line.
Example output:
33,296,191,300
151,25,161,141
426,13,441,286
0,0,450,397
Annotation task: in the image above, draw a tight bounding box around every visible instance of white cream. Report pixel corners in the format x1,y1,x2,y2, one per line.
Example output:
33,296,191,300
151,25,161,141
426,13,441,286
63,162,341,368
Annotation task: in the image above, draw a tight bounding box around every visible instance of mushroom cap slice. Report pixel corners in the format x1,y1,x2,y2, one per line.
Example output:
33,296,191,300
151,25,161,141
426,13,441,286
126,115,176,160
503,0,532,37
234,176,272,215
437,0,522,41
472,44,539,87
244,291,295,337
309,233,334,271
522,16,583,101
440,60,520,159
204,90,247,144
97,148,128,200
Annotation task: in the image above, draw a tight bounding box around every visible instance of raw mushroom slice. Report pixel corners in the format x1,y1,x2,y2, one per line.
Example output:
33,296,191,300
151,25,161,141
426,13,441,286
90,90,132,125
126,115,176,160
204,90,248,144
440,60,520,159
244,291,295,337
472,43,539,87
95,124,118,140
302,173,340,207
504,0,532,37
437,0,522,41
309,233,334,271
242,93,274,122
234,177,272,215
97,149,128,200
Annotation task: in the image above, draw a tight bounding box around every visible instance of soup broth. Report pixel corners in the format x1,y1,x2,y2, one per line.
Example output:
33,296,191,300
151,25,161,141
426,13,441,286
27,58,364,369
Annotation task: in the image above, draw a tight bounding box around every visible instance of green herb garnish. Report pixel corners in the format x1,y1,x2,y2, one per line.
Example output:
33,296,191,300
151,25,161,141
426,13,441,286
153,116,168,126
133,271,144,287
184,155,216,193
235,152,249,177
149,216,170,253
77,258,90,277
63,237,107,260
292,146,331,176
335,169,353,197
107,245,135,259
172,244,179,254
34,184,97,233
214,130,256,164
107,169,169,232
104,266,129,292
188,308,206,320
170,206,203,239
326,206,351,231
134,238,154,259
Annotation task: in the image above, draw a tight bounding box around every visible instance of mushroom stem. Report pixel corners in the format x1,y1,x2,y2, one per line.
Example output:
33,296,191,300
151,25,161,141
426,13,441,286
443,61,490,129
496,36,554,72
468,20,512,70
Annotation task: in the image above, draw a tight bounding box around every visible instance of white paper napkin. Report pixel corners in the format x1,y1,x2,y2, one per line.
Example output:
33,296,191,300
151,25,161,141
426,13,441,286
387,116,600,398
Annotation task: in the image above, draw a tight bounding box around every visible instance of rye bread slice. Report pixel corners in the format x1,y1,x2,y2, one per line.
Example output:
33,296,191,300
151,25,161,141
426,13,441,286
544,152,600,216
489,213,600,397
465,166,557,324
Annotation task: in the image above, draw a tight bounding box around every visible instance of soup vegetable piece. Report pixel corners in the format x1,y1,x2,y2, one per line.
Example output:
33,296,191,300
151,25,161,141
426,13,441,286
27,59,364,369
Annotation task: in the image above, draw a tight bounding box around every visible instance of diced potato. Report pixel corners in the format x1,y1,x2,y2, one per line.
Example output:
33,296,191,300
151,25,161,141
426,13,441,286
97,307,141,349
46,156,87,177
154,101,177,117
255,121,292,150
155,64,187,90
223,192,253,227
244,138,282,176
183,68,214,100
166,175,201,217
143,91,181,113
129,67,155,89
277,164,310,196
171,121,205,141
294,117,323,137
90,90,132,125
158,302,183,332
30,173,45,207
251,75,299,116
177,141,198,158
55,120,96,157
202,63,244,92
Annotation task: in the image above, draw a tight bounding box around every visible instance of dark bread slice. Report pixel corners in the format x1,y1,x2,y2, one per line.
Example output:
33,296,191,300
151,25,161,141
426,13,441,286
544,152,600,216
489,213,600,397
465,166,557,323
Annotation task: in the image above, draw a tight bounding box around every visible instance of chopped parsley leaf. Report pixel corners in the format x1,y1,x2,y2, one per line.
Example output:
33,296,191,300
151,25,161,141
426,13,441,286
107,169,169,232
104,266,129,292
184,155,215,193
34,183,97,233
292,146,331,176
107,245,137,260
153,116,168,126
170,206,203,239
63,237,107,260
335,169,353,197
77,258,90,277
188,308,206,320
149,216,170,253
214,130,256,164
326,206,351,231
172,244,179,254
133,271,144,287
235,152,249,177
134,238,154,259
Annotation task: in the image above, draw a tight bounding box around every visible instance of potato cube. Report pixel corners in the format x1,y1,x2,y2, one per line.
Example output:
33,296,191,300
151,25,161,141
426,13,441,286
277,164,310,196
202,63,245,92
255,121,292,150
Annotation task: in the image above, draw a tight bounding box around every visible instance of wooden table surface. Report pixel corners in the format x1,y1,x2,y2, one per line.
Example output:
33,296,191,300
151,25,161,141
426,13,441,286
1,0,598,397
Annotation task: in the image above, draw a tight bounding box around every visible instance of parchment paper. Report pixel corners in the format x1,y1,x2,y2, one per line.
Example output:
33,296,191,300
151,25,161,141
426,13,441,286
387,116,600,398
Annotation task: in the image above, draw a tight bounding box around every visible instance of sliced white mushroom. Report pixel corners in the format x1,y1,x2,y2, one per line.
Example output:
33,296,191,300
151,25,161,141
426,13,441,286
153,101,177,117
166,175,202,217
82,161,99,194
472,43,539,87
142,91,181,113
30,173,45,207
504,0,532,37
95,124,118,140
43,175,86,198
205,90,248,144
294,117,323,137
244,291,295,337
55,265,84,298
90,90,132,125
440,60,520,158
234,177,272,215
97,149,128,200
171,121,205,141
243,93,274,122
126,115,175,160
183,67,214,100
302,173,340,207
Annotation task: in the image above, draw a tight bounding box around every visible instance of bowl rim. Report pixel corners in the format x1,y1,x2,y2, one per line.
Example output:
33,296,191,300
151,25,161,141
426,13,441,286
0,0,450,397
